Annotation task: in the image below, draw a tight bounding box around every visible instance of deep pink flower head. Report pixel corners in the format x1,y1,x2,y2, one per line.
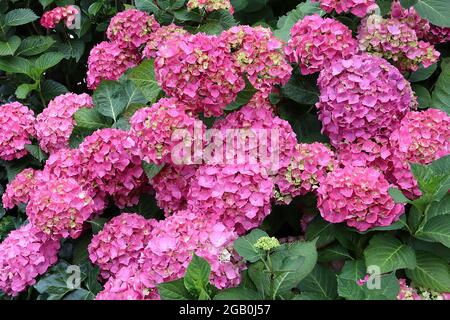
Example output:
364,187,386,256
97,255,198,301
211,103,297,175
317,166,405,232
388,109,450,198
142,24,188,59
151,164,197,215
220,26,292,96
187,164,274,235
40,5,79,29
316,53,416,146
285,14,358,75
0,224,60,296
26,177,98,240
107,9,160,50
358,14,439,72
397,278,421,300
130,98,205,165
274,143,336,204
390,1,450,44
88,213,157,279
96,264,160,300
187,0,234,13
2,168,38,209
35,93,93,154
141,209,243,290
155,33,245,117
86,41,141,90
78,129,146,208
0,102,35,161
311,0,375,17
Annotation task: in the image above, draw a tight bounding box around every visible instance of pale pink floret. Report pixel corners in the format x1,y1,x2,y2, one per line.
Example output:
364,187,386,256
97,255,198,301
187,164,274,235
397,278,421,300
40,5,79,29
317,166,405,232
35,93,94,154
284,14,358,75
140,209,243,290
142,24,188,59
187,0,234,13
88,213,157,279
26,177,98,240
107,9,160,50
2,168,38,209
0,224,60,296
389,109,450,198
275,143,336,204
221,26,292,96
358,14,439,72
86,41,141,90
0,102,35,161
155,33,245,117
311,0,375,17
151,164,197,215
316,53,416,147
78,128,146,208
130,98,205,165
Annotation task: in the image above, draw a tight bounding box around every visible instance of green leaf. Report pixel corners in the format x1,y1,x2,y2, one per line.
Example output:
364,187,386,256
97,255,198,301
318,243,353,262
135,0,160,12
364,234,416,273
274,1,323,41
41,79,68,101
183,254,211,296
39,0,55,8
418,215,450,248
88,218,108,234
196,11,236,35
124,59,161,103
406,251,450,292
74,108,110,130
412,84,431,109
414,0,450,27
0,36,20,56
281,72,319,105
63,289,94,300
25,144,48,163
214,287,261,300
142,161,165,180
34,52,65,71
93,80,128,122
158,279,193,300
56,40,85,62
426,194,450,220
88,2,103,16
225,77,257,111
298,264,337,300
122,79,147,108
409,63,437,82
247,261,271,299
305,215,336,247
16,36,55,56
432,58,450,114
0,56,32,75
15,82,38,99
4,9,39,26
233,228,268,262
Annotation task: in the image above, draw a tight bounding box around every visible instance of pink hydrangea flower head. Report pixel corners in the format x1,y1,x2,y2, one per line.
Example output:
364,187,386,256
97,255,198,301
40,5,79,29
151,164,197,215
88,213,157,279
311,0,376,17
187,0,234,13
0,102,35,161
142,24,188,59
0,224,60,296
96,265,160,300
86,41,141,90
274,143,336,204
358,14,439,72
155,33,245,117
211,103,297,175
390,1,450,44
187,163,274,235
78,128,146,208
220,25,292,96
130,98,205,165
141,209,243,290
285,14,358,75
317,166,405,232
316,53,416,146
397,279,422,300
35,93,93,154
388,109,450,197
107,9,160,50
2,168,38,209
26,177,98,239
